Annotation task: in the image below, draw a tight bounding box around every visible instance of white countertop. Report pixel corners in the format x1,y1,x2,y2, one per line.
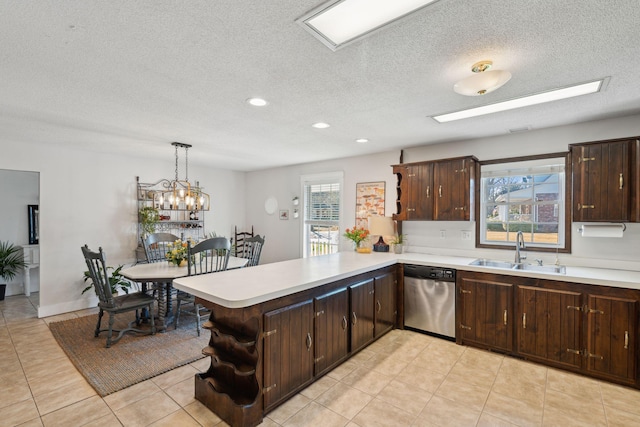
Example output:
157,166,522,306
172,251,640,309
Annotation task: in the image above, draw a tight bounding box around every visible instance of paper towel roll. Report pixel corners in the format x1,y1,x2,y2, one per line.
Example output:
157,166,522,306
579,224,625,238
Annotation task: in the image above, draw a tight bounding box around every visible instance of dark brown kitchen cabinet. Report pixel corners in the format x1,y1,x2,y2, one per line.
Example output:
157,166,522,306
516,285,583,370
585,294,637,384
374,271,397,338
314,288,349,376
263,300,314,411
571,137,640,222
434,157,477,221
392,163,433,220
349,278,375,353
392,156,477,221
457,271,514,353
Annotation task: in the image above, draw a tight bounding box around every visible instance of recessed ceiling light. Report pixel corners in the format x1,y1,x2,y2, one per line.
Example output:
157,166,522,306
246,97,268,107
296,0,439,51
432,79,605,123
312,122,331,129
355,138,369,143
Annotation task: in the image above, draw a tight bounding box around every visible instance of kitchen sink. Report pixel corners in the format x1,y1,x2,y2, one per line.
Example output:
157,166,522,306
469,259,566,274
512,263,566,274
469,259,516,269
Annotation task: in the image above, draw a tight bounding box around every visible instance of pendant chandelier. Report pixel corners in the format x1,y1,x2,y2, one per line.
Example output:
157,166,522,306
155,142,210,211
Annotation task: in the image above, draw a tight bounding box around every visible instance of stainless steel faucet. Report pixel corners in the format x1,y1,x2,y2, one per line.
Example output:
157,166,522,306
515,231,527,264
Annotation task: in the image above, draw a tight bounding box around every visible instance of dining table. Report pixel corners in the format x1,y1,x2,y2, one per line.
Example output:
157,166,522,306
120,256,248,330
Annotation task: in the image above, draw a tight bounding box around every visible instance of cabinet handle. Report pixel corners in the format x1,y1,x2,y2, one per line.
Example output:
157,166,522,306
408,173,416,177
522,313,527,329
619,173,624,190
352,312,357,325
587,352,603,360
588,308,604,315
577,203,595,210
316,310,325,317
341,315,348,330
407,208,416,212
566,348,581,355
579,156,596,163
306,333,312,351
624,331,629,349
376,300,382,313
503,309,508,326
460,324,471,330
454,168,467,173
460,289,471,294
567,305,582,311
438,185,442,198
454,206,466,211
426,186,430,198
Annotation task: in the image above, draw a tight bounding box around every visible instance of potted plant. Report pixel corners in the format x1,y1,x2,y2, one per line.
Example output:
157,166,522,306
0,241,27,300
82,264,132,296
390,234,405,254
139,206,160,237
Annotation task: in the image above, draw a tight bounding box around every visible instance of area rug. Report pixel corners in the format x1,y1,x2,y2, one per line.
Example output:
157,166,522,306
49,313,209,396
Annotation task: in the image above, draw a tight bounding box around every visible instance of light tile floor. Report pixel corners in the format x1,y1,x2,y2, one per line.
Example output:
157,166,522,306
1,293,640,426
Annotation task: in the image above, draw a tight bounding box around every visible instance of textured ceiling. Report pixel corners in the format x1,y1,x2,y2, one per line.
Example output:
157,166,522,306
1,1,639,171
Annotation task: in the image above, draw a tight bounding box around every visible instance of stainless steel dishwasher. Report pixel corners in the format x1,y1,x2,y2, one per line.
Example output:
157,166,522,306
404,265,456,339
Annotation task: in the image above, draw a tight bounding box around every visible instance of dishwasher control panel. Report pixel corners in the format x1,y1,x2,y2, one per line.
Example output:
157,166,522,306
404,265,456,282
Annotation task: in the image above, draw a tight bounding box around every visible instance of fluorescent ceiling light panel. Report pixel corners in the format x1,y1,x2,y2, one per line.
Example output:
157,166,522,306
432,79,604,123
297,0,438,51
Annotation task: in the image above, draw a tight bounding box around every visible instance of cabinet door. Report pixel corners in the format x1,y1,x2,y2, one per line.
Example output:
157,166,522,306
314,288,349,376
517,286,582,369
572,140,631,221
585,295,637,384
263,300,314,411
434,158,474,221
374,271,397,338
406,164,434,220
458,275,513,352
350,278,375,353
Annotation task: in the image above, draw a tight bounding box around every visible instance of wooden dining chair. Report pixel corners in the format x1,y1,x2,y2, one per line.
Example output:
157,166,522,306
142,232,180,263
175,237,231,336
81,245,156,347
233,225,254,257
241,235,265,267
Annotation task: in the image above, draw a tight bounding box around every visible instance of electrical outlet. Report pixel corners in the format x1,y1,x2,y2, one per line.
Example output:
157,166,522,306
461,230,471,240
439,230,446,239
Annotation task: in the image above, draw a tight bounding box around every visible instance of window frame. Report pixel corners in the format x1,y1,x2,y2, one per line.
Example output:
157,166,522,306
476,152,572,254
300,172,344,258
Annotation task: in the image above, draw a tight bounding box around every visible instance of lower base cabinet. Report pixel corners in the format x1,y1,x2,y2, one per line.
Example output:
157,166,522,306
195,265,399,427
263,300,314,412
458,270,639,388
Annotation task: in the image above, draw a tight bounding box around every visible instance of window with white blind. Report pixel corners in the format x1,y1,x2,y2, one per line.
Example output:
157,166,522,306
479,155,569,251
301,173,342,258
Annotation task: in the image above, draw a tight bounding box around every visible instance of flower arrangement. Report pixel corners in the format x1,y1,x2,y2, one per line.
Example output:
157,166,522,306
344,227,369,248
166,239,194,266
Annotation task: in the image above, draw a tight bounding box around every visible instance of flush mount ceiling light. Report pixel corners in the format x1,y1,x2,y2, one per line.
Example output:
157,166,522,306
355,138,369,143
246,97,268,107
312,122,331,129
432,79,605,123
296,0,439,51
454,60,512,96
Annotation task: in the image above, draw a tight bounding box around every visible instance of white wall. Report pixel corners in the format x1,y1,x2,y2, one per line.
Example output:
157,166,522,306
0,141,245,317
246,114,640,271
0,169,39,295
245,151,401,264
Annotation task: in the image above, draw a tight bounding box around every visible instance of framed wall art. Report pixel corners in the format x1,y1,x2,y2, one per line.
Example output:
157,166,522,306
355,181,385,228
279,209,289,220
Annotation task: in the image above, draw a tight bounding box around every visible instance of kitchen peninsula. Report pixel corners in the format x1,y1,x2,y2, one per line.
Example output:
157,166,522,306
173,252,640,427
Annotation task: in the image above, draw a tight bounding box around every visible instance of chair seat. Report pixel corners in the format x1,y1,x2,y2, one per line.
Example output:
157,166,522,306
100,292,156,312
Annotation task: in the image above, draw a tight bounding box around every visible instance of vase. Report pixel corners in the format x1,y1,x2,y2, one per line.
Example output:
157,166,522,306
354,241,372,253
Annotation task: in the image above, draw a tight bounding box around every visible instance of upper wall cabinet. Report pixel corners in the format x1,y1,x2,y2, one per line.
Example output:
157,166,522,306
570,138,640,222
392,156,477,221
